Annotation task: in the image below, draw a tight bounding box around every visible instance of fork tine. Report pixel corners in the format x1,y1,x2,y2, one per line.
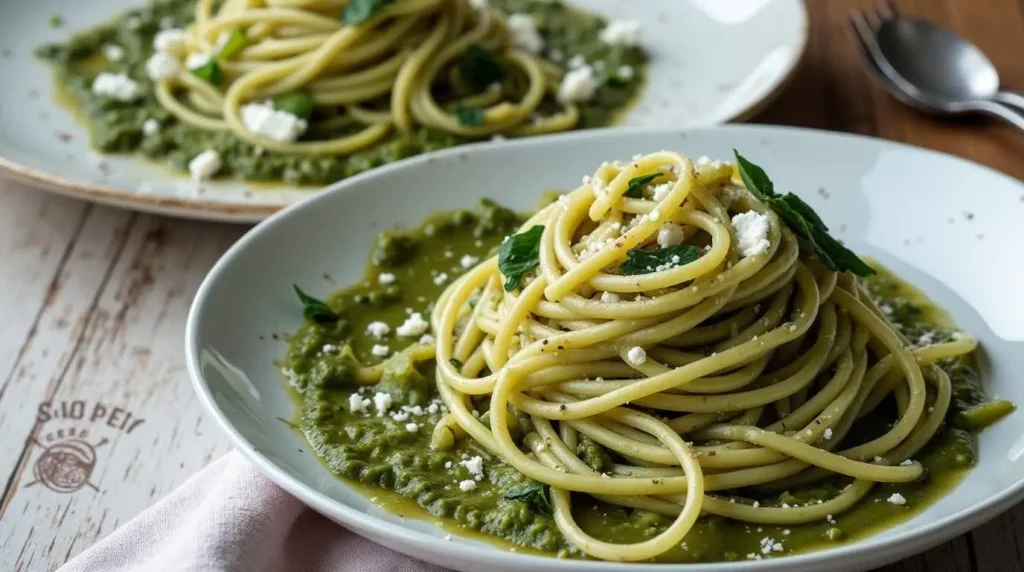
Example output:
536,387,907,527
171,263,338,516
849,11,875,43
878,0,900,19
847,13,884,75
861,7,881,30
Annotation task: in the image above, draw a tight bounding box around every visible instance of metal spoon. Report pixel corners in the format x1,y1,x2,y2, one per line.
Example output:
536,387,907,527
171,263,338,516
852,3,1024,131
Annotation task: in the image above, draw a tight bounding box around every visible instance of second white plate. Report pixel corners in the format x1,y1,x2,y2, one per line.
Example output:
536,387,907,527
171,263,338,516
0,0,807,222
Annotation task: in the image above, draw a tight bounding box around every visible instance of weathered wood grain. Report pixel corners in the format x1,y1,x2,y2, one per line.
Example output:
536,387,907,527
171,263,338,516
2,0,1024,570
0,187,238,570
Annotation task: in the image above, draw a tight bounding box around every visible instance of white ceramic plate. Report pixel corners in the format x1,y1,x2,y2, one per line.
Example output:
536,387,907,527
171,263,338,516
187,125,1024,571
0,0,807,222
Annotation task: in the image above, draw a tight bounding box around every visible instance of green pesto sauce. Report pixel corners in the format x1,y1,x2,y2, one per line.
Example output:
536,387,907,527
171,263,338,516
280,206,1008,562
36,0,647,186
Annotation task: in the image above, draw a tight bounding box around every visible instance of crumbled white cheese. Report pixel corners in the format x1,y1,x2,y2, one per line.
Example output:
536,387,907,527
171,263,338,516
567,54,586,69
459,255,479,269
188,150,222,182
419,334,435,345
600,291,620,303
696,155,712,167
392,411,410,422
651,182,673,201
507,14,544,54
378,272,396,285
349,393,371,413
371,344,390,357
433,272,449,285
557,65,599,102
372,392,393,416
626,346,647,366
599,20,641,46
366,321,390,339
142,119,161,137
154,28,188,54
241,102,308,143
185,52,213,70
731,210,771,257
752,501,760,508
460,456,484,478
458,479,477,492
468,0,488,8
405,422,419,432
900,459,914,466
146,51,181,80
647,209,661,222
396,313,430,337
823,428,833,440
427,402,440,414
617,65,634,80
887,493,907,506
321,344,338,354
653,255,684,273
103,44,126,62
759,536,783,554
91,73,143,102
657,223,685,248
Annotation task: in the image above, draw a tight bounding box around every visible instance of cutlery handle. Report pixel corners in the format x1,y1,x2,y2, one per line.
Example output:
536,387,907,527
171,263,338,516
966,99,1024,133
992,91,1024,112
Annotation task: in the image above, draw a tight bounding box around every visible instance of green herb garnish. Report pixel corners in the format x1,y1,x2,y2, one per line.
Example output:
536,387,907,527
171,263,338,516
455,105,485,127
498,225,543,291
619,245,701,276
49,14,64,28
623,173,662,198
449,358,464,369
734,151,875,276
342,0,395,25
459,44,506,90
272,90,315,120
293,285,340,323
190,58,224,85
504,482,553,515
218,28,248,59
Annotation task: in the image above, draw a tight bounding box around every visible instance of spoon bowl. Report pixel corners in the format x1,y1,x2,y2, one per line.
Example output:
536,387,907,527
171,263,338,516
876,17,1000,105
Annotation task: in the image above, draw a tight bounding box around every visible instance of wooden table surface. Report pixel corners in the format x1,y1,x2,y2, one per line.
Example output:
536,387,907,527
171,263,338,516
2,1,1024,570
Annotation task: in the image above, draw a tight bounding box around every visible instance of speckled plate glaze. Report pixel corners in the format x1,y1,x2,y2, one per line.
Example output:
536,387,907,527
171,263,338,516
0,0,807,222
187,125,1024,571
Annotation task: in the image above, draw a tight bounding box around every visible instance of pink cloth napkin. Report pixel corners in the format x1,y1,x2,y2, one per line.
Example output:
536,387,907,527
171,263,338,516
59,451,448,572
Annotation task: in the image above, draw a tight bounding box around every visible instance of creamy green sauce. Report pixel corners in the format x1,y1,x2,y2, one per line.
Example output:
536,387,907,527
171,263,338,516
279,203,1010,562
36,0,647,186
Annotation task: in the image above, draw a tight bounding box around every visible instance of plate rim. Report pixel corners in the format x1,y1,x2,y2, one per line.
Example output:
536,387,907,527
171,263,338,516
185,124,1024,571
1,0,809,223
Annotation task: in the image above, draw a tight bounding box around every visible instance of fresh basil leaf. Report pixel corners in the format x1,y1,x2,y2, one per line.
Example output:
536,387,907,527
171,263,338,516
805,225,877,277
293,285,340,323
498,225,543,292
272,90,315,120
342,0,394,25
623,173,662,198
619,244,701,276
779,193,828,232
455,104,485,127
449,358,464,369
504,482,552,516
733,151,875,277
190,58,223,85
459,44,506,89
734,150,777,201
218,28,247,59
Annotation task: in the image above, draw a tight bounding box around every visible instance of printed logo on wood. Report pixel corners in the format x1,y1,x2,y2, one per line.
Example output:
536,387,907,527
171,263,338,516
23,400,146,494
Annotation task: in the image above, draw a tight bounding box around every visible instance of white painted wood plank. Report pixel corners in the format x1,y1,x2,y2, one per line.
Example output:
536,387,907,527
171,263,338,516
0,210,242,571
